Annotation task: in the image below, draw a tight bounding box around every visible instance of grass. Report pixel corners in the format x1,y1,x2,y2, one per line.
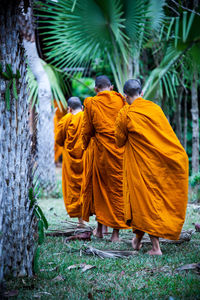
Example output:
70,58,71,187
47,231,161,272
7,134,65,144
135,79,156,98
6,168,200,300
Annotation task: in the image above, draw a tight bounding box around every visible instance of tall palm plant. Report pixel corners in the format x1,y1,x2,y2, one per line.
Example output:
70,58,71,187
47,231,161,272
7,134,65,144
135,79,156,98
37,0,165,92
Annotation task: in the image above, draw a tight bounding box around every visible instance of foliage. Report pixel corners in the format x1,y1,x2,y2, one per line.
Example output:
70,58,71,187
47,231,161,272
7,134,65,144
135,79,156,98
37,0,165,92
29,186,49,273
0,63,21,110
71,73,95,101
26,61,68,110
190,172,200,187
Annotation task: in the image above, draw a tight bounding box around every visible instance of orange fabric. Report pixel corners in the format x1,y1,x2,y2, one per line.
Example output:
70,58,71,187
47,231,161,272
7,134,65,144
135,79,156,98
54,100,67,162
115,97,189,240
82,91,129,229
55,112,84,218
80,138,95,222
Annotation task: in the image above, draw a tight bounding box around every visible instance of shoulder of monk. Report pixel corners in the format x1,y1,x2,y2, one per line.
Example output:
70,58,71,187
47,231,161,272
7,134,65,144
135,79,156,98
83,97,93,106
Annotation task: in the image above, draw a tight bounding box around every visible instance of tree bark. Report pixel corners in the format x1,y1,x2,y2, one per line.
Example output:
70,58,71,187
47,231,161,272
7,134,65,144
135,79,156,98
20,5,56,192
191,69,199,174
175,87,183,143
0,1,37,280
183,94,188,151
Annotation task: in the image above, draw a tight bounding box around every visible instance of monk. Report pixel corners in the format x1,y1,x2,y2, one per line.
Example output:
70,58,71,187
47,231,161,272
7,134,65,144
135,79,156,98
55,97,84,226
54,100,67,163
81,75,129,241
115,79,188,255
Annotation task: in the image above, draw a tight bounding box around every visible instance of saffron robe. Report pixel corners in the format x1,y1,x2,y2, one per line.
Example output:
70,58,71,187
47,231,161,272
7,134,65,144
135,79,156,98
115,97,188,240
55,112,84,218
54,100,67,162
82,91,129,229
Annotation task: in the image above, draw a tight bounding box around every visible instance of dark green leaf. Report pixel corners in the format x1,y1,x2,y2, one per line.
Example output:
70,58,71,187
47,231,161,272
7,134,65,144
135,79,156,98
38,219,45,245
2,72,10,80
5,81,12,110
6,64,13,78
16,69,21,79
12,78,18,100
35,205,49,230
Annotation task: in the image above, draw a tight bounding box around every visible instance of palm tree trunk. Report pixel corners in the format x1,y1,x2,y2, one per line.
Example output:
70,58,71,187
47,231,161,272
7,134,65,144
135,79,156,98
183,94,188,151
21,6,56,192
191,69,199,174
24,40,56,191
175,87,183,143
0,0,37,279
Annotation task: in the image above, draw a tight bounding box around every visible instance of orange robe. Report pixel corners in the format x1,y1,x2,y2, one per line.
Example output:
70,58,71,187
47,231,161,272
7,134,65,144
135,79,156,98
54,100,67,162
82,91,129,229
55,112,84,218
80,138,95,222
115,97,189,240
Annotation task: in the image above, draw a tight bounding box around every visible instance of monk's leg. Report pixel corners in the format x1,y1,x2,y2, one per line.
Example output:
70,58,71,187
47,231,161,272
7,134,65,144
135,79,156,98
102,225,108,234
77,217,85,227
132,230,144,250
93,222,103,238
111,229,120,242
148,235,162,255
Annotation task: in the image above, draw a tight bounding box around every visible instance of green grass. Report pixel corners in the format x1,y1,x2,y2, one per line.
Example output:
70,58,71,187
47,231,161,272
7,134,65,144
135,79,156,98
6,169,200,300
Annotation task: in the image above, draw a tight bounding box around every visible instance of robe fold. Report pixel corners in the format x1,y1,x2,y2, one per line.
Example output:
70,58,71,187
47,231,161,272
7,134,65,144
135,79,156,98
54,100,67,162
115,97,188,240
55,112,84,218
82,91,129,229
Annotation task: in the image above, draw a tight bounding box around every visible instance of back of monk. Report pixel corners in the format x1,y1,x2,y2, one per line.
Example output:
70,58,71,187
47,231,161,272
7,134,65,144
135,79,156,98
56,111,84,218
54,100,67,162
82,91,129,229
115,97,188,240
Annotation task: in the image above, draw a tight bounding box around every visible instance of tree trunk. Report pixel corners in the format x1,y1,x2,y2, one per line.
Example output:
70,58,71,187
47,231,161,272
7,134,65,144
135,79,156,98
183,94,188,151
0,1,37,280
20,6,56,193
191,70,199,174
175,87,183,143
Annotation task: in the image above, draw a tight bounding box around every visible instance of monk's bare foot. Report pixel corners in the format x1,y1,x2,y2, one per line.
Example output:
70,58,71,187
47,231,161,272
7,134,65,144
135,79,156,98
77,217,86,228
102,225,108,234
111,229,120,242
132,237,142,250
148,249,162,255
148,235,162,255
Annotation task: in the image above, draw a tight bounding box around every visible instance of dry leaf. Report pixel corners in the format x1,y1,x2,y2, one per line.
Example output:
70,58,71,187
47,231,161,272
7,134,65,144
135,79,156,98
176,263,200,272
83,246,137,259
67,263,96,272
3,290,19,297
40,266,58,272
52,275,65,282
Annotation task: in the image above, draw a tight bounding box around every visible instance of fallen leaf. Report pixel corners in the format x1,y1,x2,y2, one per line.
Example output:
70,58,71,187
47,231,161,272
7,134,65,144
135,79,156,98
67,263,96,272
52,275,65,282
40,266,58,272
82,265,96,273
54,213,58,216
3,290,19,297
195,224,200,232
49,207,54,211
177,263,200,272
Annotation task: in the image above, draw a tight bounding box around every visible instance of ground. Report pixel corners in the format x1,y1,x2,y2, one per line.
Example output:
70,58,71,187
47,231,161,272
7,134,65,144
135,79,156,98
5,169,200,299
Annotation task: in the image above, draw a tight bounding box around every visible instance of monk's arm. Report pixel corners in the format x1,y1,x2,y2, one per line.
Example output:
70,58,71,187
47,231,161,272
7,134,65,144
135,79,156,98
82,100,94,150
55,115,68,146
115,108,128,147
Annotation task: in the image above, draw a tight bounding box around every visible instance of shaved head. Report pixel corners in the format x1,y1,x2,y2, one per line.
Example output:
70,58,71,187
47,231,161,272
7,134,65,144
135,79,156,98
95,75,111,89
68,97,82,110
123,79,142,97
